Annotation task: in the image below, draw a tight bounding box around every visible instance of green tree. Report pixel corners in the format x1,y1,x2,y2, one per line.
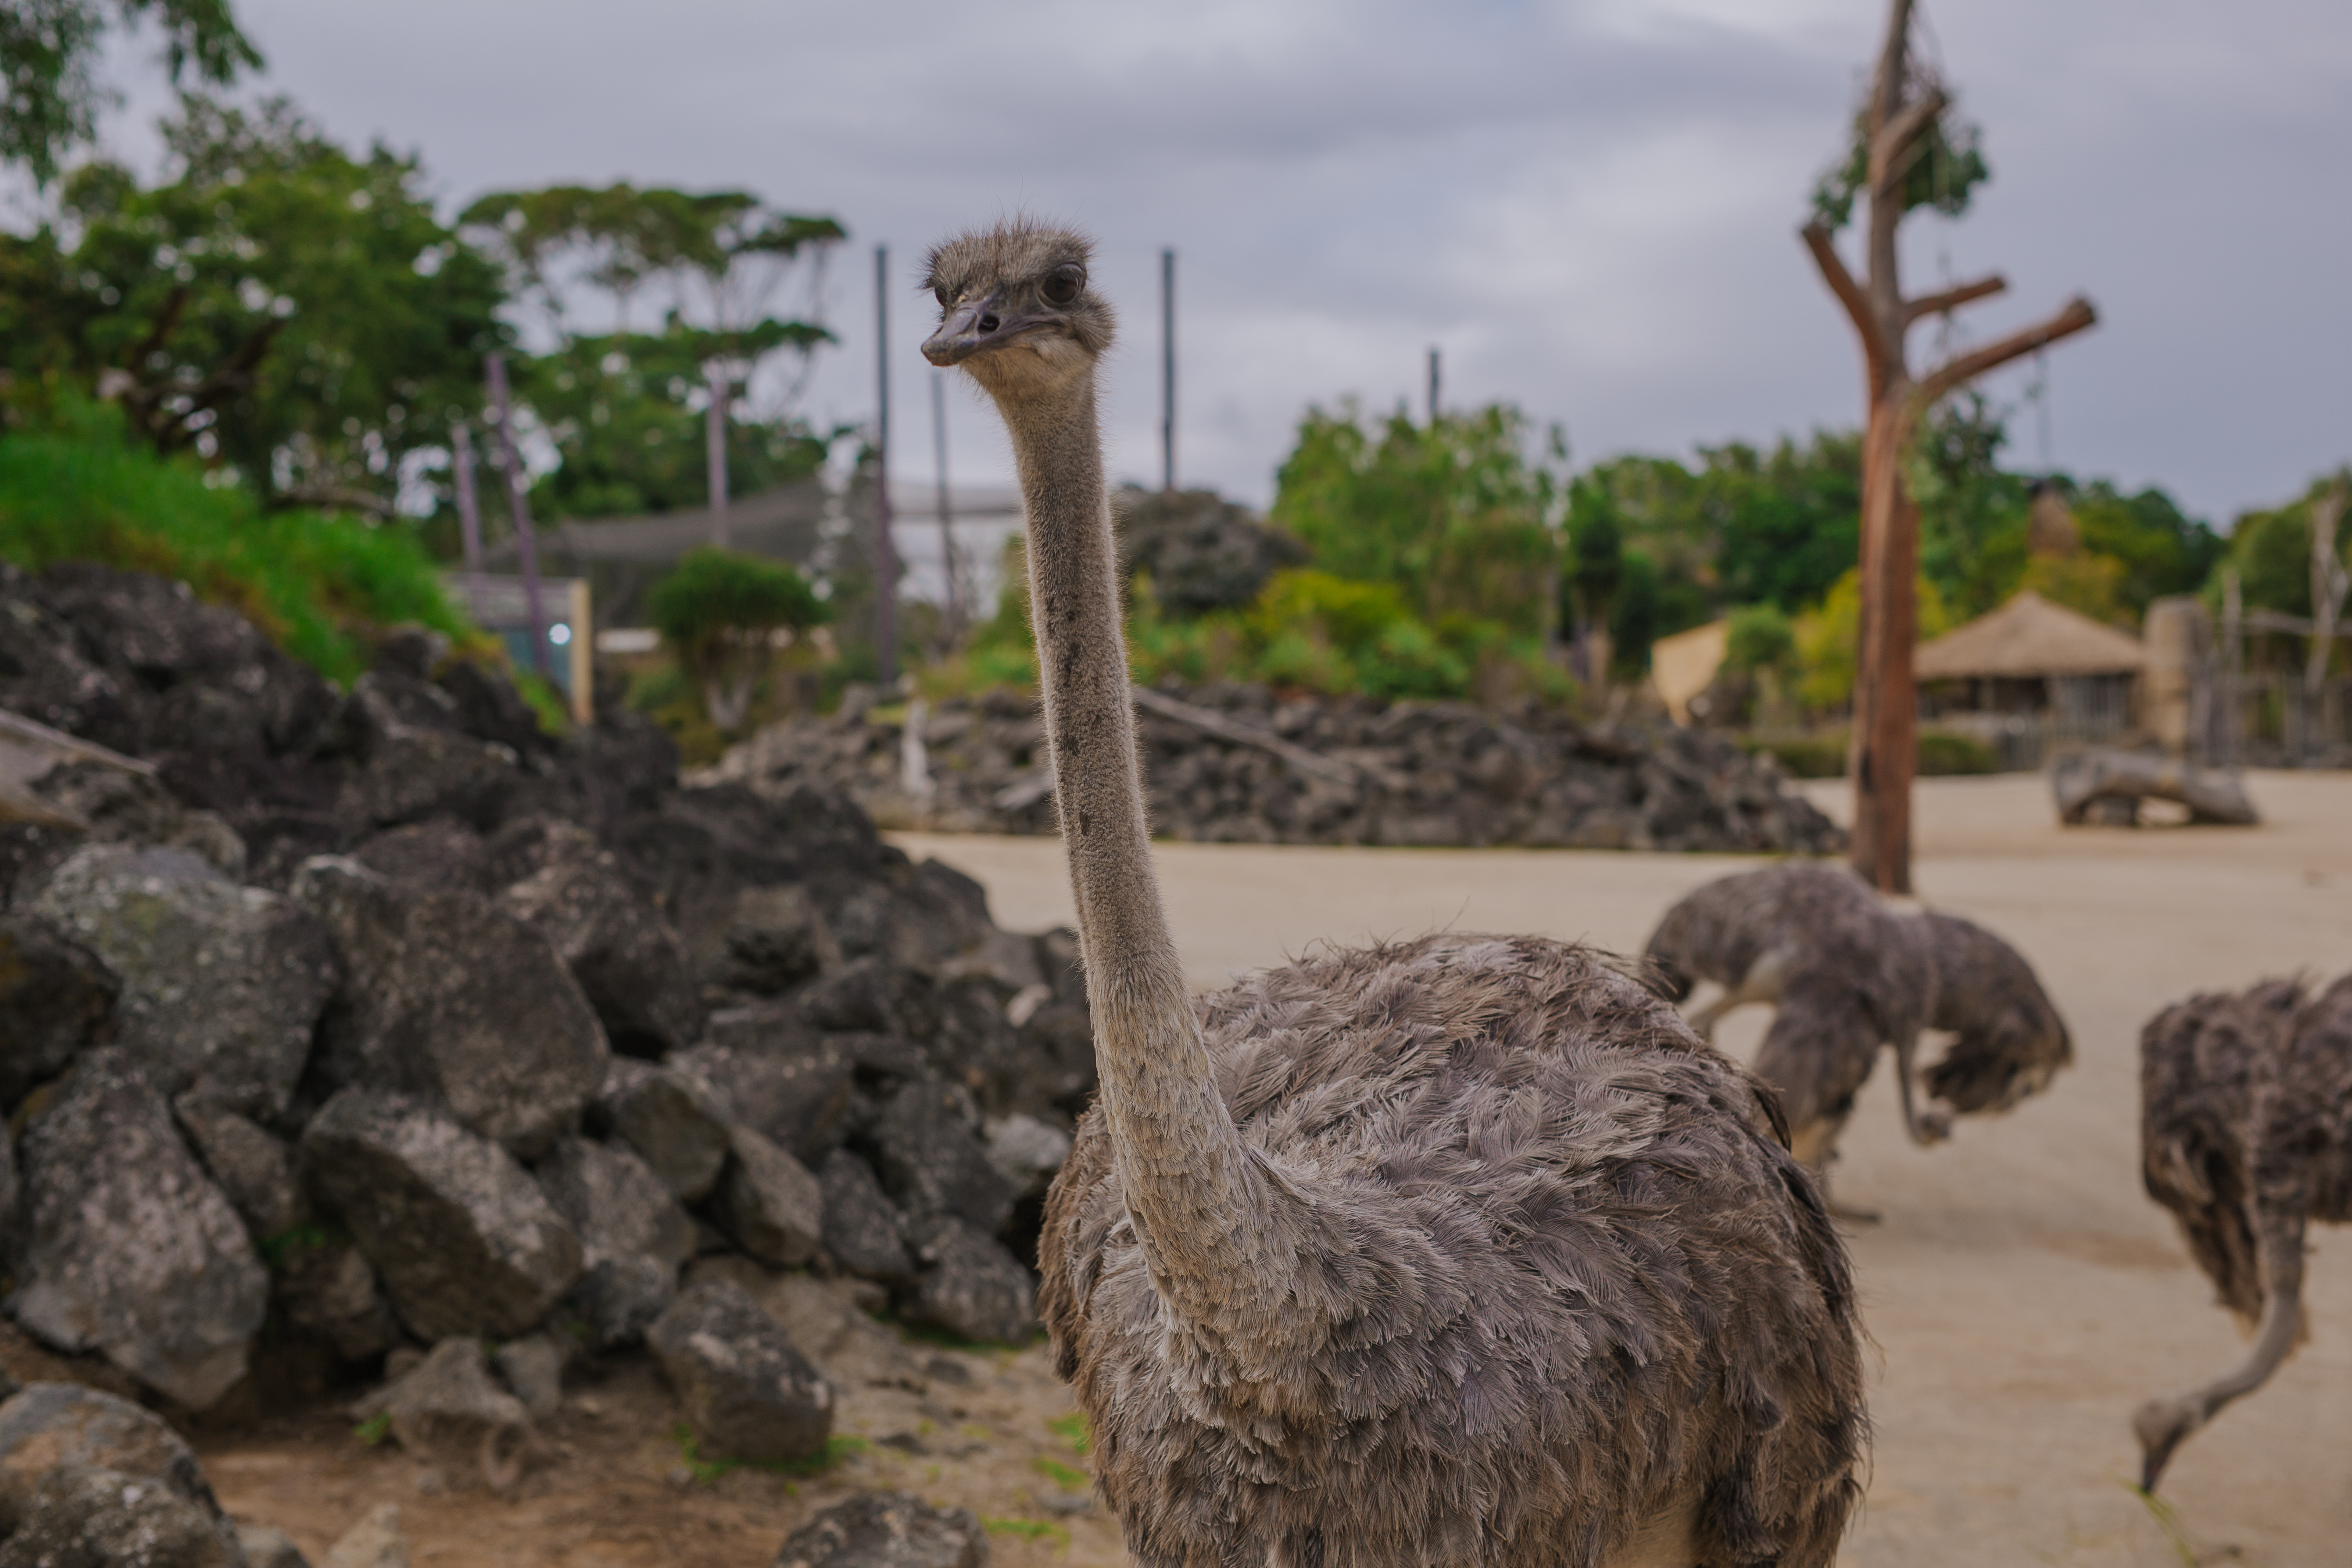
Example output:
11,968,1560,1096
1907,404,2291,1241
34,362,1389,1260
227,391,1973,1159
4,95,508,511
1707,431,1863,612
1270,401,1562,637
0,0,258,184
460,183,843,516
1906,392,2030,619
648,546,829,729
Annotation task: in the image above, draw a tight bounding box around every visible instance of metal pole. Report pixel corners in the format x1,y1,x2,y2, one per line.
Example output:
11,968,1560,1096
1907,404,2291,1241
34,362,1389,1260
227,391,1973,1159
931,371,960,632
1427,346,1441,426
1161,247,1176,493
706,363,730,547
483,352,548,676
451,421,484,577
874,244,898,689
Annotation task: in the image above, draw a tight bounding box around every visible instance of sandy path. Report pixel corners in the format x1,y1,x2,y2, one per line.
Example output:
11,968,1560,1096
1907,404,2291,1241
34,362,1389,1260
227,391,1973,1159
893,770,2352,1567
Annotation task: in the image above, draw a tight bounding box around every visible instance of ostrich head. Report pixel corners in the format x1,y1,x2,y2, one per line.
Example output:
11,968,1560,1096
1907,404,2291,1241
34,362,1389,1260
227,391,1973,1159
2132,1394,2201,1493
921,222,1116,400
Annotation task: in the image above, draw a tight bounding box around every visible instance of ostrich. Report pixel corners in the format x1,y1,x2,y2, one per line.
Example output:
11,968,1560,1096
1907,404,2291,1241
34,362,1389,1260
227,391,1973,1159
922,220,1866,1568
1643,868,2071,1183
1643,863,1945,1173
2134,971,2352,1492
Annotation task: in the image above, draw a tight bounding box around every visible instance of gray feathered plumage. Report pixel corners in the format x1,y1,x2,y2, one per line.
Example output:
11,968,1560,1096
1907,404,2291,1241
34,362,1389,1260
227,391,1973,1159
1041,935,1867,1567
2134,972,2352,1489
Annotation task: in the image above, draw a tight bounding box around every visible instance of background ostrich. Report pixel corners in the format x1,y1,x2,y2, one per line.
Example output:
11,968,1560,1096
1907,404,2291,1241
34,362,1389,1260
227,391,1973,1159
923,220,1866,1568
2134,971,2352,1491
1643,869,2072,1186
1643,863,1943,1174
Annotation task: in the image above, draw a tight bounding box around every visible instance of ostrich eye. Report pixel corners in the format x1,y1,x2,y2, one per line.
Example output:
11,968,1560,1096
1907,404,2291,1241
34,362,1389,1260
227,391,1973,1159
1042,267,1083,307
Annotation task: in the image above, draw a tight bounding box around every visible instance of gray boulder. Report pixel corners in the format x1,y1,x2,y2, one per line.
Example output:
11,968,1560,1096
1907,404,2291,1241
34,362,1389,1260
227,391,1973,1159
771,1492,988,1568
273,1240,399,1362
333,677,518,830
10,1051,268,1407
817,1152,913,1285
318,1503,406,1568
354,1338,531,1492
716,1127,824,1269
534,1137,692,1349
718,884,837,995
0,913,117,1107
301,1091,581,1342
672,1031,852,1167
593,1059,730,1202
172,1099,307,1239
29,846,336,1119
899,1217,1036,1346
647,1281,832,1464
0,1464,243,1568
235,1525,309,1568
494,820,702,1056
291,857,609,1158
868,1081,1016,1236
491,1335,565,1424
0,1383,225,1520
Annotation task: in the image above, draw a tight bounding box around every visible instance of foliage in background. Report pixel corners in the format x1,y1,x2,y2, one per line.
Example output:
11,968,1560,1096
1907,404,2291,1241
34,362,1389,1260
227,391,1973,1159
460,182,843,521
0,0,258,185
516,329,829,519
0,399,473,681
1,95,507,513
1792,567,1952,712
647,546,828,730
1269,402,1562,639
1809,86,1990,233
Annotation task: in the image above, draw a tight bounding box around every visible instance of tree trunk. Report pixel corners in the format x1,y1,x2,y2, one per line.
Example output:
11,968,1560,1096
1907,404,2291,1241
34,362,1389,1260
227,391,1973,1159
1850,386,1920,891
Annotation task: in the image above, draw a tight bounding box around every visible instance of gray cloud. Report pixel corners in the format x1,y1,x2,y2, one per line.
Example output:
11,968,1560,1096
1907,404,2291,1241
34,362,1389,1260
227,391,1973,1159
101,0,2352,523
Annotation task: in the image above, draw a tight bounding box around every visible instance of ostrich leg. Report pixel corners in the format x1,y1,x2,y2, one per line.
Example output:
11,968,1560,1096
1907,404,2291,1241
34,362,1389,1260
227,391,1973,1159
2134,1215,2308,1491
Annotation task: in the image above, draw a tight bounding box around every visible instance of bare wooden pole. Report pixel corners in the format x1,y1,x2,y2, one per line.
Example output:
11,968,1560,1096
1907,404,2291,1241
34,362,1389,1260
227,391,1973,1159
874,244,899,689
1800,0,2096,891
1160,247,1176,493
451,420,485,577
1427,346,1441,425
706,363,731,548
483,352,548,676
931,370,961,633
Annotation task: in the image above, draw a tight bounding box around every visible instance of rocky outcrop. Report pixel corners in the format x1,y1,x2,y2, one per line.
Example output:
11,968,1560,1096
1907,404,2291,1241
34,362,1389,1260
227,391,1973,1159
711,681,1847,855
0,915,117,1106
0,1383,247,1567
301,1092,582,1342
770,1492,988,1568
9,1052,268,1409
648,1281,833,1464
29,847,335,1119
291,858,609,1158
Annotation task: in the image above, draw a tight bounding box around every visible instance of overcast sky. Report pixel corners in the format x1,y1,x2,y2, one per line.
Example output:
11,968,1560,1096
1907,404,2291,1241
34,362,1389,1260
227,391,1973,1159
100,0,2352,524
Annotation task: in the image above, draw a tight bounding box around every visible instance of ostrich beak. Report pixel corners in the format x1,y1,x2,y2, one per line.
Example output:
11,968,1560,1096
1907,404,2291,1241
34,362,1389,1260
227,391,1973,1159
923,294,1055,365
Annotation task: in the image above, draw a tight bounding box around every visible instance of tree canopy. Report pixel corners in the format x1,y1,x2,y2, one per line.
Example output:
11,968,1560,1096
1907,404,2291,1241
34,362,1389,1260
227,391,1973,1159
0,0,258,184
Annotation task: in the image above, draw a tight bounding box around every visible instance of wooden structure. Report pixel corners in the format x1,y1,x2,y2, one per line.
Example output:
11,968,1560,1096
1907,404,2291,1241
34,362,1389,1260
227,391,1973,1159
1914,591,2144,768
444,573,594,724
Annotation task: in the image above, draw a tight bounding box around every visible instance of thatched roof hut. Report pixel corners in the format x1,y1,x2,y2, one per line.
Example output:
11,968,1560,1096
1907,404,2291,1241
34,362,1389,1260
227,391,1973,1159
1915,590,2145,681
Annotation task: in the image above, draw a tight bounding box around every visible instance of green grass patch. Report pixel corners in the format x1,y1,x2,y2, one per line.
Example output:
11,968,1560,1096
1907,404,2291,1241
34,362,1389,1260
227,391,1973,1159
983,1518,1067,1547
1032,1457,1088,1491
671,1426,867,1485
1045,1412,1091,1456
256,1222,347,1271
0,413,478,684
352,1411,392,1446
1740,727,2002,779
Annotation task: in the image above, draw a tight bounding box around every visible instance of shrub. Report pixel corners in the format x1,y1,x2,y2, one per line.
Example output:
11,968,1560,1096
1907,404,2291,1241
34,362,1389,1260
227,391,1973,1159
0,409,473,683
647,546,828,730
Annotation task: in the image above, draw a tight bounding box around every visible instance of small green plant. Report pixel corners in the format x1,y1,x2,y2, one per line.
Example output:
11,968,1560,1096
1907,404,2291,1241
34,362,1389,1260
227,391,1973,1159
1033,1457,1088,1491
256,1222,343,1271
352,1412,393,1447
671,1426,866,1485
983,1518,1065,1546
647,546,828,732
1046,1412,1091,1456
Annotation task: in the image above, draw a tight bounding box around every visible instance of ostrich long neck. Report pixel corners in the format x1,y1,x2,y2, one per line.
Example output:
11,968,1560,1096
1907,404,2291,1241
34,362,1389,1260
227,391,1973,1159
999,366,1286,1340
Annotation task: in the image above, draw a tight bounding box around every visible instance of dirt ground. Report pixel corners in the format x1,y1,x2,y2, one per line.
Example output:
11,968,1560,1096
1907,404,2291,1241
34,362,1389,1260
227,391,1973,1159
195,771,2350,1567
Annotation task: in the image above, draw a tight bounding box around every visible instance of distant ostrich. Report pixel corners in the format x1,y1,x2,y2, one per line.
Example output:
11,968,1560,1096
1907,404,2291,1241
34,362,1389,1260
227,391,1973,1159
924,220,1865,1568
1643,863,1944,1173
1643,867,2071,1182
2134,971,2352,1492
